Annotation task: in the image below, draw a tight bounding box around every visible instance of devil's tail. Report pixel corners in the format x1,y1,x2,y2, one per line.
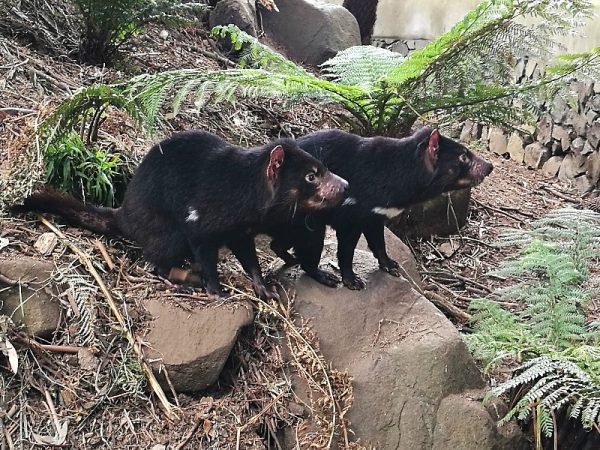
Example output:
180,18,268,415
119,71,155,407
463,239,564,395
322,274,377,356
11,189,121,236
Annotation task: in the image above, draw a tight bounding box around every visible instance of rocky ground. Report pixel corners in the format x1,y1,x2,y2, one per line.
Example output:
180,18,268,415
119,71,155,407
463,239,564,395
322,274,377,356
0,13,598,450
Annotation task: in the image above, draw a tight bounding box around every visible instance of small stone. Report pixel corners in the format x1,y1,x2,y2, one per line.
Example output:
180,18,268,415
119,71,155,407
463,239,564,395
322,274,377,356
158,29,169,40
588,94,600,112
575,81,594,109
571,113,588,137
588,121,600,149
438,241,458,258
460,120,474,143
524,142,551,169
550,96,568,123
574,174,594,193
488,127,508,155
551,125,574,151
78,348,99,371
571,137,585,156
0,257,62,338
34,232,58,256
506,132,525,163
582,140,595,156
536,114,553,145
585,108,598,124
390,41,409,56
480,126,489,142
542,156,564,178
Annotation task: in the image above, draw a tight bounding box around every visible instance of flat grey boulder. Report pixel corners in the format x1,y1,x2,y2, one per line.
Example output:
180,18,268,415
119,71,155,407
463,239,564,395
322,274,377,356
261,0,360,65
144,298,253,393
281,231,526,449
0,257,62,338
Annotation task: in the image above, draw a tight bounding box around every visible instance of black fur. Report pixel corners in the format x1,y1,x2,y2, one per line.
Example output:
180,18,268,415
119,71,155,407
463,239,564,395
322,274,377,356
13,131,347,299
268,127,494,289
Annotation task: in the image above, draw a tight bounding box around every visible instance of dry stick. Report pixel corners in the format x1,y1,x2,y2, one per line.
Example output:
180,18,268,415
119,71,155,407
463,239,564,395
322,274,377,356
540,184,580,204
235,391,287,450
44,387,61,433
472,199,525,223
174,416,203,450
94,240,115,270
423,290,472,322
38,216,179,420
19,335,82,354
226,285,337,450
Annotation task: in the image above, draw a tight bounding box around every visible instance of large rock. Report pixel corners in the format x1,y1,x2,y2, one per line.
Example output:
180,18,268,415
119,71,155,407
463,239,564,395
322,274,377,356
506,132,525,163
551,125,574,152
588,121,600,149
587,151,600,185
433,392,527,450
558,153,587,181
144,298,253,393
537,114,553,146
281,232,526,449
524,142,551,169
0,257,62,338
387,188,472,239
261,0,360,65
542,155,564,178
209,0,258,36
488,127,508,155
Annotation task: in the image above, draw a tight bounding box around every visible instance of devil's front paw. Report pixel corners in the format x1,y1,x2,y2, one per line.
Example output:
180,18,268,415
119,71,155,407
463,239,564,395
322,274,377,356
342,273,366,290
379,258,401,277
308,269,340,288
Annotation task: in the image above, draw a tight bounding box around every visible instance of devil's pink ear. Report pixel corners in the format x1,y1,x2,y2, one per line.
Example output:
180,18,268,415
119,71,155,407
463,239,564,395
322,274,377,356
267,145,285,182
427,129,440,166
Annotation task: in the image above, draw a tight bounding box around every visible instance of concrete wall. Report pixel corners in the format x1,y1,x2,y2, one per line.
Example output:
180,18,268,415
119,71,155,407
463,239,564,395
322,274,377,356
323,0,600,53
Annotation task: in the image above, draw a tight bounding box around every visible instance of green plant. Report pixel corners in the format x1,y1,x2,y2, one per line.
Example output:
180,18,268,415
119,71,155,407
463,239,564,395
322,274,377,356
464,207,600,441
488,356,600,437
45,132,132,206
71,0,207,64
39,1,600,140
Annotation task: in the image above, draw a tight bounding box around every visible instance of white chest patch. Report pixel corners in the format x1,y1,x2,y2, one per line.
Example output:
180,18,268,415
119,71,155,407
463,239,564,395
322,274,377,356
342,197,357,206
372,207,404,219
186,207,199,223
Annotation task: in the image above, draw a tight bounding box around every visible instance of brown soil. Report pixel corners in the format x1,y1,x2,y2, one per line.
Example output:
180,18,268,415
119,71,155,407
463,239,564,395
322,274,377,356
0,13,597,450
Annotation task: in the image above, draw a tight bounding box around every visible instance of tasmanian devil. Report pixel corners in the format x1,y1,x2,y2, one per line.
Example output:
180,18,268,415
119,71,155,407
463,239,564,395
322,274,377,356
268,126,493,290
12,131,348,299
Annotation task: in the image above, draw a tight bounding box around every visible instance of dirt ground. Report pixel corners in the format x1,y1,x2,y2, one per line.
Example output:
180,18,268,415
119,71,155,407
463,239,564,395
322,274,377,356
0,15,598,450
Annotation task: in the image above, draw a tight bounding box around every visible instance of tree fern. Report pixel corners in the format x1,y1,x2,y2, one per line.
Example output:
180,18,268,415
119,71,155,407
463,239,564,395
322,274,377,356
38,0,600,142
466,207,600,440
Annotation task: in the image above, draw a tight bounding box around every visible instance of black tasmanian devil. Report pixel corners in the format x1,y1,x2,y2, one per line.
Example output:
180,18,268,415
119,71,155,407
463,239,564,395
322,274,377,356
12,131,348,299
268,126,493,290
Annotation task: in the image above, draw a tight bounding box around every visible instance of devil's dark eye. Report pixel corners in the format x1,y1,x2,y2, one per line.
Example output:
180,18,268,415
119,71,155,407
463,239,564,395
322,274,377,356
459,153,469,164
305,172,317,183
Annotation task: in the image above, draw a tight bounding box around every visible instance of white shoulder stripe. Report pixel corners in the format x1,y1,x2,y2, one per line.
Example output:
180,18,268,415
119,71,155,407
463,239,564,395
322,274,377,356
186,207,199,222
372,207,404,218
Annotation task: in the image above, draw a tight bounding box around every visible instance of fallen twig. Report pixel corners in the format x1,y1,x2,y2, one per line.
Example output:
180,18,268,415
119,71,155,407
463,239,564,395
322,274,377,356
540,184,580,204
94,240,115,270
423,290,472,322
38,216,179,421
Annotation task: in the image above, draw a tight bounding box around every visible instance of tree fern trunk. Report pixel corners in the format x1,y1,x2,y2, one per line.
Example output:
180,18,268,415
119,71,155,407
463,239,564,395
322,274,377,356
342,0,379,45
